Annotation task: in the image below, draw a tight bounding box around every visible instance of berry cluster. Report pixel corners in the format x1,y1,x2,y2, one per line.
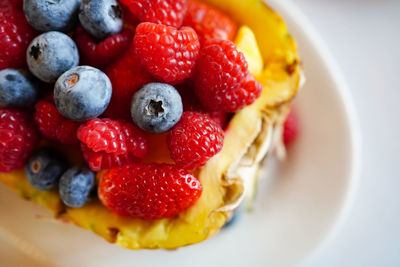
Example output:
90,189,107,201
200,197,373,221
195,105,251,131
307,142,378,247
0,0,288,221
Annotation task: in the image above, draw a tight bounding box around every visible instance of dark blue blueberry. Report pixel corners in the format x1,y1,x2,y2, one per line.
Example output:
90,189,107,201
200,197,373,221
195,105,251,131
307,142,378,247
23,0,81,32
0,69,39,108
131,83,183,134
59,165,95,208
79,0,123,39
54,66,112,121
27,31,79,83
25,148,68,191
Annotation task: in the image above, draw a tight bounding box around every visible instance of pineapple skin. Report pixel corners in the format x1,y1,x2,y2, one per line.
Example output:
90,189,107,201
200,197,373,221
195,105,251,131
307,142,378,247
0,0,301,249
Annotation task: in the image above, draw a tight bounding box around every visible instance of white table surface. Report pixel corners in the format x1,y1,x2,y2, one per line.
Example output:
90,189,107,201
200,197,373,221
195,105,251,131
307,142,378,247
291,0,400,266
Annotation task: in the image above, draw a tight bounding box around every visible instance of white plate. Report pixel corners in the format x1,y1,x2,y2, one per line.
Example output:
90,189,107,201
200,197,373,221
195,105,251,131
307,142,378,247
0,0,361,266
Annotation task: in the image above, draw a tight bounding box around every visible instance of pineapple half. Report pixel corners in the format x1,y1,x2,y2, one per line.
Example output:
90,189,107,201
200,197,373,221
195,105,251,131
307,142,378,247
0,0,302,249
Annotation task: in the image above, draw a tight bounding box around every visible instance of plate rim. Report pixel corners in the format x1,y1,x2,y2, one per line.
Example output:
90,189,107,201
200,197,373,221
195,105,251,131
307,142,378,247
267,0,362,263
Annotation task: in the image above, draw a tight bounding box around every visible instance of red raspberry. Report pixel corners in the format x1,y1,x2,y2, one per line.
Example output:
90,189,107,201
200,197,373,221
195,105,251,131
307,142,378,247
283,109,299,146
167,111,224,169
0,5,36,70
80,144,139,171
34,99,80,145
120,3,141,27
0,109,38,172
183,0,237,44
178,85,229,128
104,45,153,119
78,119,148,171
78,119,127,154
56,120,81,145
35,101,62,140
195,39,262,112
207,111,228,129
227,73,263,110
0,0,23,9
120,0,187,28
74,25,133,69
98,163,202,220
134,22,200,84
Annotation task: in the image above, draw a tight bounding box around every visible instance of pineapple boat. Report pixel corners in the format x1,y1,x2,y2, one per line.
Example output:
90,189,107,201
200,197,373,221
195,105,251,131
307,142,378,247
0,0,301,249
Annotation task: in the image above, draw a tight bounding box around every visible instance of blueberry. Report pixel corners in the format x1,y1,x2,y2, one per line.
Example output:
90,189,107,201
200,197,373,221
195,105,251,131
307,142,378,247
79,0,123,39
54,66,112,121
131,83,183,134
27,31,79,83
0,69,39,108
59,165,95,208
25,148,68,191
23,0,81,32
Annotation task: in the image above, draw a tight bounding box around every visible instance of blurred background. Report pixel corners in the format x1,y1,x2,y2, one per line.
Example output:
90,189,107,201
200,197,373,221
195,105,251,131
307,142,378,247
294,0,400,266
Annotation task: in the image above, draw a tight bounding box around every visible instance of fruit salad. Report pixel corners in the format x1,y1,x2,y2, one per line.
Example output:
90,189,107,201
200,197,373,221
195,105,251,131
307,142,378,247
0,0,301,249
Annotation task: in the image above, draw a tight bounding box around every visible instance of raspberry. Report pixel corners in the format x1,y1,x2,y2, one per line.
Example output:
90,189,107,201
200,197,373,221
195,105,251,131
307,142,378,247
98,163,202,220
207,111,228,129
78,119,127,154
178,85,229,128
78,119,148,171
283,109,299,146
74,25,133,68
0,0,23,9
35,101,62,140
134,22,200,84
57,120,81,145
195,39,262,112
183,0,237,44
120,3,140,27
80,144,139,171
0,5,36,70
34,99,80,145
120,0,187,28
104,44,153,119
167,111,224,169
227,73,263,110
0,109,38,172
